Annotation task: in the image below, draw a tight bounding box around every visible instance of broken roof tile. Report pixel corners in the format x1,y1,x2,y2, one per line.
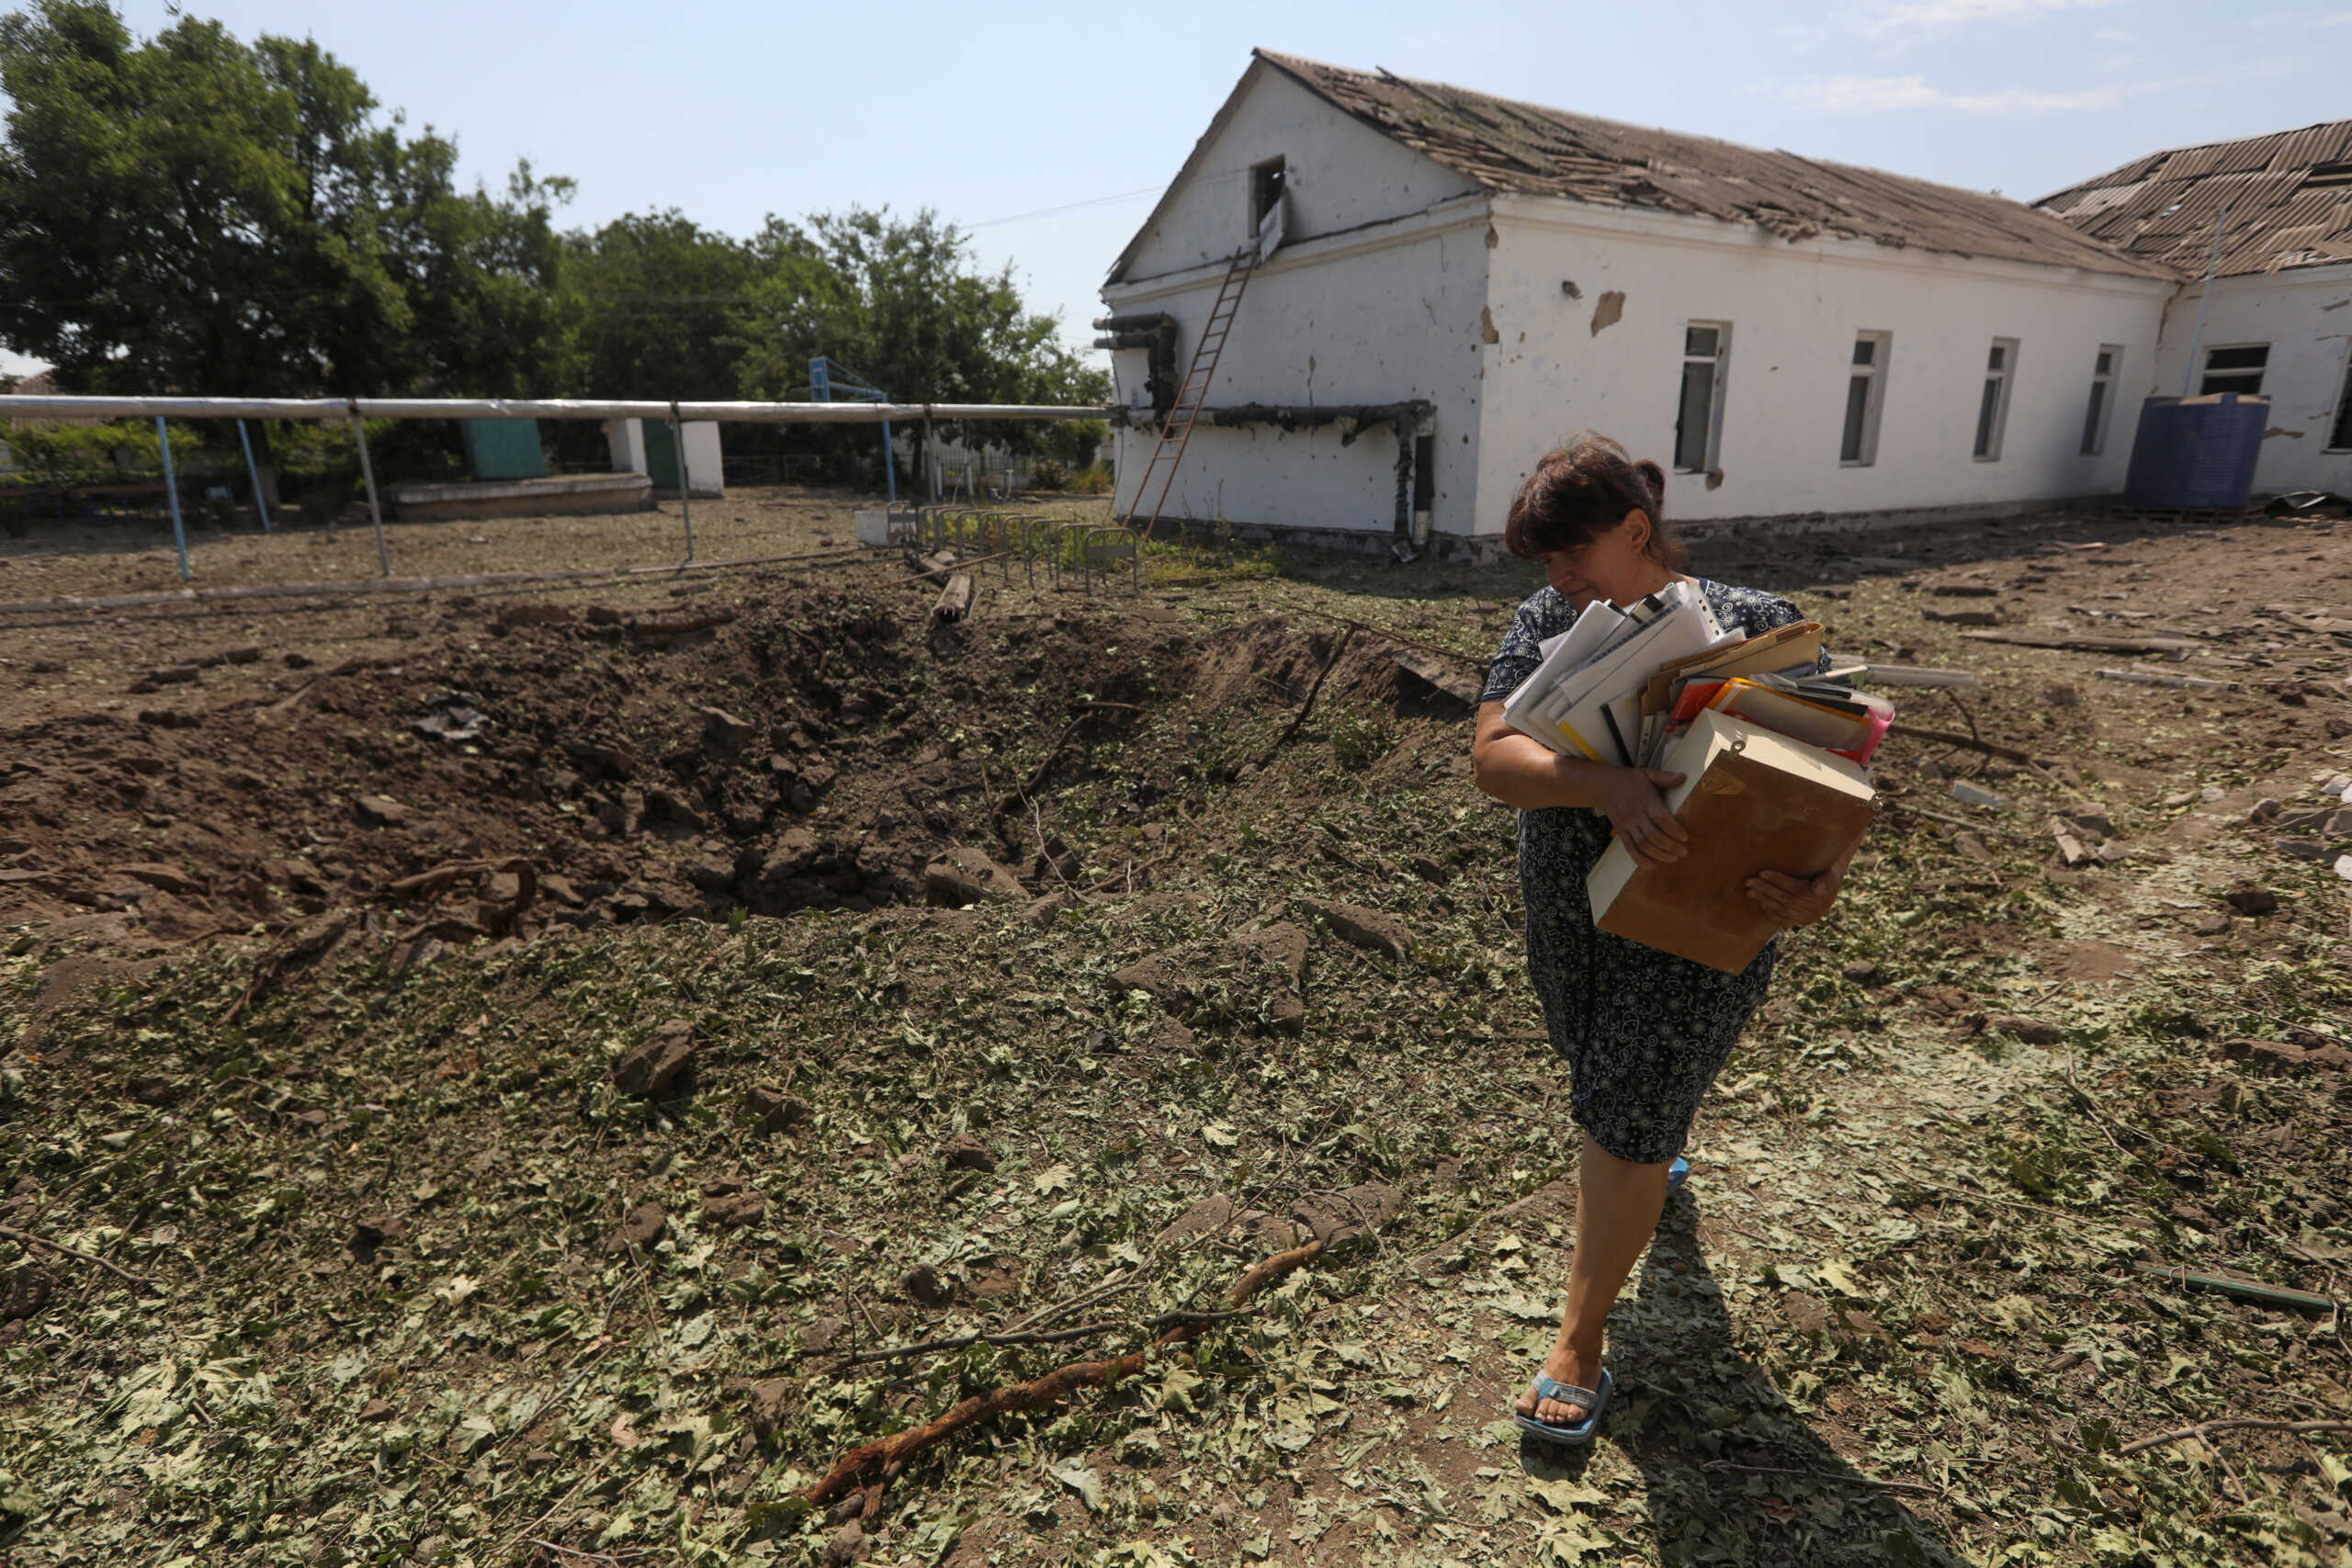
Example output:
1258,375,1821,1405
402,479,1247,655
2038,118,2352,277
1250,51,2175,280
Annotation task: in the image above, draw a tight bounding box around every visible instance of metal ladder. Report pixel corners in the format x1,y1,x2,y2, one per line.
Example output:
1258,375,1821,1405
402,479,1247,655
1125,245,1258,542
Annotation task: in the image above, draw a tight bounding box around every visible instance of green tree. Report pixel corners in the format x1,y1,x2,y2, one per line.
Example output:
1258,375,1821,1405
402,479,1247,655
0,1,573,398
735,206,1108,457
563,210,760,400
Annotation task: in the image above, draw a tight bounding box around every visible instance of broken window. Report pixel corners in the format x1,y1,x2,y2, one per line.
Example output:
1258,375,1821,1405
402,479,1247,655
2199,344,2268,397
2329,347,2352,450
1675,322,1728,474
1839,332,1890,467
2080,344,2122,456
1250,157,1287,235
1973,338,2018,461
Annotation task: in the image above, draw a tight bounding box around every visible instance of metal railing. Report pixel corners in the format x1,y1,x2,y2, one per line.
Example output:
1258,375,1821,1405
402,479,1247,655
0,394,1114,583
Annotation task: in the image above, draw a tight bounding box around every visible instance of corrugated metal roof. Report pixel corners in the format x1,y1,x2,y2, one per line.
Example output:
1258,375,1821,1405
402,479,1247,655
2039,119,2352,276
1250,51,2177,280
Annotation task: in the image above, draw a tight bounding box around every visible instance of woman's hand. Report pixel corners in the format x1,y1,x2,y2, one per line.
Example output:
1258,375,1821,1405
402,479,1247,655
1746,863,1845,927
1595,768,1690,866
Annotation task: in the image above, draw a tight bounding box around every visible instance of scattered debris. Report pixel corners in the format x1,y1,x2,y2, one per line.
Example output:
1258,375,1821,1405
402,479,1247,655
611,1020,696,1098
411,690,490,741
1304,898,1415,962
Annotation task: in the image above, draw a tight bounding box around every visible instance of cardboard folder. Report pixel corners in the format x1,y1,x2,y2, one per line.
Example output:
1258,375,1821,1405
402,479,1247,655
1587,710,1879,973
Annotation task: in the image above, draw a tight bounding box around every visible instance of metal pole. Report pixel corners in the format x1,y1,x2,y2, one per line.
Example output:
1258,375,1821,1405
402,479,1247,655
347,400,390,577
924,415,938,503
154,417,190,582
235,418,271,532
670,402,695,562
2182,204,2231,399
881,417,897,505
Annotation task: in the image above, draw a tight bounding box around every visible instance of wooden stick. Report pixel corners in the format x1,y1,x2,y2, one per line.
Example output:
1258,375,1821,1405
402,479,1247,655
1701,1461,1939,1495
1886,723,2039,764
2117,1417,2352,1457
1258,628,1353,763
841,1306,1257,1368
0,1223,153,1287
801,1238,1323,1506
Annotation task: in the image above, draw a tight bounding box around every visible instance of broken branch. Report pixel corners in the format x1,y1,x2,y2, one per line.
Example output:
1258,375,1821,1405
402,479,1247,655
1258,628,1353,764
840,1305,1261,1368
801,1237,1324,1506
2117,1417,2352,1457
1886,723,2039,764
0,1223,153,1287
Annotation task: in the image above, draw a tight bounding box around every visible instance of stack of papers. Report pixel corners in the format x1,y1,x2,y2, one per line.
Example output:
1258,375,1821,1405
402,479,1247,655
1500,583,1731,766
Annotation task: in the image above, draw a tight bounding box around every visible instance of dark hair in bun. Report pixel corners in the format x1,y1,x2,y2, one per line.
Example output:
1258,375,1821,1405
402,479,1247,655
1501,432,1681,570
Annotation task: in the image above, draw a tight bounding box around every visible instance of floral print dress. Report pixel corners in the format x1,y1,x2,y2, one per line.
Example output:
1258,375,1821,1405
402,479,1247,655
1480,577,1817,1164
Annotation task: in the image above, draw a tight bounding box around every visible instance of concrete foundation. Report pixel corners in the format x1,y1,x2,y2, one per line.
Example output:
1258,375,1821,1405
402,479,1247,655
390,472,654,523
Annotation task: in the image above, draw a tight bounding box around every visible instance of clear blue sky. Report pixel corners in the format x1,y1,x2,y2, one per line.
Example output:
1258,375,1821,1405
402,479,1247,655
6,0,2348,382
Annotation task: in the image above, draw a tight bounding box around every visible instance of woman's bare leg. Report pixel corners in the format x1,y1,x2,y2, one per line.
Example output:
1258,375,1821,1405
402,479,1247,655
1512,1132,1673,1425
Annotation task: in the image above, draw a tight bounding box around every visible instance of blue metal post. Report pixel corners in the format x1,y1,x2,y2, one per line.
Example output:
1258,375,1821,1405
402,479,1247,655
882,417,897,504
154,417,190,581
235,418,271,533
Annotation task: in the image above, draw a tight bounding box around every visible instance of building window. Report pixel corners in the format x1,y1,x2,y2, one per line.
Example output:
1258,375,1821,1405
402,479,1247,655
2081,344,2122,456
1675,322,1729,473
2329,346,2352,450
1973,338,2018,461
1250,157,1287,233
1840,332,1891,467
2199,344,2268,397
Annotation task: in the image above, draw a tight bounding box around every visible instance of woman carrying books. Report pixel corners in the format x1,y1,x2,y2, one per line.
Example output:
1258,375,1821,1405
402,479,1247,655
1470,433,1853,1444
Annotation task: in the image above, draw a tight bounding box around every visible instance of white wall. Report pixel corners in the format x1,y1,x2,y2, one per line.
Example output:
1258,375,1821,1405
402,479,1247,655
1105,209,1492,537
2146,264,2352,495
1477,197,2175,529
1114,62,1479,286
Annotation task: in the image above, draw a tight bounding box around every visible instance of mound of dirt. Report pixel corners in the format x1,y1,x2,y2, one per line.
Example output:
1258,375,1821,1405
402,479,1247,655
0,578,1272,951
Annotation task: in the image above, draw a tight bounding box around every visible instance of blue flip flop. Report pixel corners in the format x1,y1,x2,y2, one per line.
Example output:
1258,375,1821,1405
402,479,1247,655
1513,1368,1613,1446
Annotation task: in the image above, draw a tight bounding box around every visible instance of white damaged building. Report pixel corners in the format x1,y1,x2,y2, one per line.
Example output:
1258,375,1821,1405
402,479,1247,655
1097,51,2352,556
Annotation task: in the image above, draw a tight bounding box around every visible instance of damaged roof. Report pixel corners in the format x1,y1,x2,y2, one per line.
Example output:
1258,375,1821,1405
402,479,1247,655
1249,51,2175,281
2035,121,2352,277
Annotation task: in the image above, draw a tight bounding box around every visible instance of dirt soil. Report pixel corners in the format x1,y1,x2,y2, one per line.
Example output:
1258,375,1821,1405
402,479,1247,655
2,491,2350,1567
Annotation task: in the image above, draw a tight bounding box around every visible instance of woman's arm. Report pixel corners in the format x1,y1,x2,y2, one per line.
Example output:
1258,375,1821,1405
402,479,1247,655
1471,702,1692,866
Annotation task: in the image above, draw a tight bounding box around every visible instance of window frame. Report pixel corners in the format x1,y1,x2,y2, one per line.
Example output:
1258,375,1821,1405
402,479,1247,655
2080,344,2123,457
2328,342,2352,452
1973,337,2019,463
1674,321,1731,475
1250,157,1287,235
1839,331,1892,468
2198,342,2269,398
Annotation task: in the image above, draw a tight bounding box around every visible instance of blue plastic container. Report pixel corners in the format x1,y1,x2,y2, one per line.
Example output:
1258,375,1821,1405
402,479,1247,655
2121,393,2267,509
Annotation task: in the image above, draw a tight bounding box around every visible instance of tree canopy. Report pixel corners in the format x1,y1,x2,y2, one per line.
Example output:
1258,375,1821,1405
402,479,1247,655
0,2,1108,456
0,0,571,396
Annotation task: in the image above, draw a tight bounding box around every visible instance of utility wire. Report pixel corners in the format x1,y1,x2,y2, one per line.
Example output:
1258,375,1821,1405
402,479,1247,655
968,185,1168,229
